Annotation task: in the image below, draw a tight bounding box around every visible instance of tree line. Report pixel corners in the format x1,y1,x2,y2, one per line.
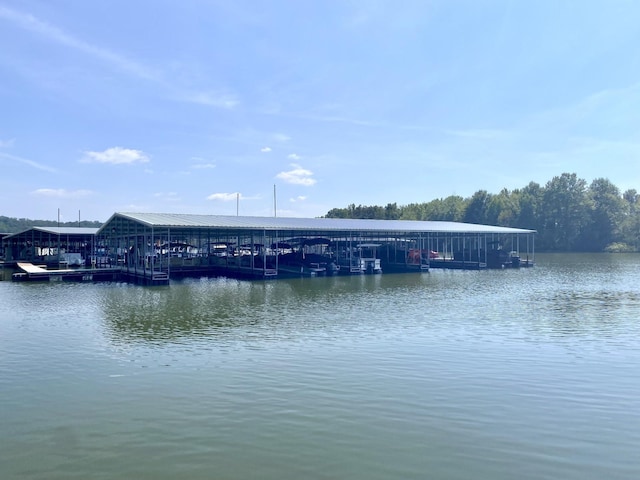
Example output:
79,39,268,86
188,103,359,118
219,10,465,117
0,216,102,234
324,173,640,253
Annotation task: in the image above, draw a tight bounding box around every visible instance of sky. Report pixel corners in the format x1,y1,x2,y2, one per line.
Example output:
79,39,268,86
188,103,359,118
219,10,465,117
1,0,639,222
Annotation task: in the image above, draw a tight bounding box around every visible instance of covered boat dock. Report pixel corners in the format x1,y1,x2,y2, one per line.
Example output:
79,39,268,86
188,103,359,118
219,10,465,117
2,226,99,268
95,212,536,284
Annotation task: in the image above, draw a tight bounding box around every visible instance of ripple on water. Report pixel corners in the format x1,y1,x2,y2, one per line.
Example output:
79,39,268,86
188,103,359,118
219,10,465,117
1,254,640,479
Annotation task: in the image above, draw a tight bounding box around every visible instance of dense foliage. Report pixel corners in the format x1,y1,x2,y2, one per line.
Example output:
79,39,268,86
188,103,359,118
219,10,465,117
0,216,102,234
324,173,640,252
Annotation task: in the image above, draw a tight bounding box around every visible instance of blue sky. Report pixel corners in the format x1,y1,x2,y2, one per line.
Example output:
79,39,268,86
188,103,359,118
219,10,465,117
1,1,639,222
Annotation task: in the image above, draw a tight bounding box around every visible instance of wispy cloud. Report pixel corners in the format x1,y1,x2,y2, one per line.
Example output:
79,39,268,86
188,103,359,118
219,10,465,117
287,153,301,160
81,147,150,165
273,133,291,143
191,162,216,169
206,192,261,201
261,147,272,153
276,164,316,186
0,5,237,109
153,191,181,202
180,91,239,109
289,196,307,203
117,203,151,213
207,192,241,202
31,188,92,198
0,152,56,172
523,82,640,138
0,138,15,148
0,5,159,81
444,128,510,140
272,111,384,128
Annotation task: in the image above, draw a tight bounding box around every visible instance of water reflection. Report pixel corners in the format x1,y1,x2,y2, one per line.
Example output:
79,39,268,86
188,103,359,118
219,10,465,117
3,254,640,480
97,273,447,345
94,254,640,349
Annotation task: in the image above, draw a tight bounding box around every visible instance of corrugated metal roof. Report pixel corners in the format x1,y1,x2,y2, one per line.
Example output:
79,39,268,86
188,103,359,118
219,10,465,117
34,227,99,235
4,226,99,240
100,212,535,234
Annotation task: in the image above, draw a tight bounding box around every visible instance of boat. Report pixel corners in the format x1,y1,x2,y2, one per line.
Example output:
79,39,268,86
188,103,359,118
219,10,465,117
273,237,339,277
354,244,383,274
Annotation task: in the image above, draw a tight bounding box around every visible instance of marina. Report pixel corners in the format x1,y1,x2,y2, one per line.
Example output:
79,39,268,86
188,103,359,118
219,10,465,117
2,213,536,284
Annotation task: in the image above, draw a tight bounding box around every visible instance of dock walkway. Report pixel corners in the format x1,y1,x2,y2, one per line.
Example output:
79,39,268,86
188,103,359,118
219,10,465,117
13,262,122,283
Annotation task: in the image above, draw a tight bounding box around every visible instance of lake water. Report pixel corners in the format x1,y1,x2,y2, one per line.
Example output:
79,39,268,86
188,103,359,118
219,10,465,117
1,253,639,480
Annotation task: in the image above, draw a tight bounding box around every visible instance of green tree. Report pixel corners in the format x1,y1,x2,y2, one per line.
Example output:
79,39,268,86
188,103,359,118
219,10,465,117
513,182,543,231
581,178,625,251
384,203,401,220
486,188,520,226
463,190,491,224
399,203,426,220
620,189,640,250
540,173,590,251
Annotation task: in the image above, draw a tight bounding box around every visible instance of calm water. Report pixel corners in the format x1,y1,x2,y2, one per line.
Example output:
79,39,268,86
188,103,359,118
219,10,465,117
1,253,639,480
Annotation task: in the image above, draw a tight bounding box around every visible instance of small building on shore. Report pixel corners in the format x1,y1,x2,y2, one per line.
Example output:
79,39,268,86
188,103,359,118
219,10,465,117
2,226,99,267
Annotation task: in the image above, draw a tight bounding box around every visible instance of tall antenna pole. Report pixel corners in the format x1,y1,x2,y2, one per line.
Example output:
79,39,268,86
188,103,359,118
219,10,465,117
273,184,277,217
78,210,81,227
57,208,61,267
236,193,239,216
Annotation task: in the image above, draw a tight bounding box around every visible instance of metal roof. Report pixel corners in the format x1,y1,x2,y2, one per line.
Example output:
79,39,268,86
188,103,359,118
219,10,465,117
4,226,99,240
99,212,536,234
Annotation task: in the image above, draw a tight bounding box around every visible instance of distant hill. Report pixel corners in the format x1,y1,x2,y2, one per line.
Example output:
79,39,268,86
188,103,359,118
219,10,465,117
0,216,103,234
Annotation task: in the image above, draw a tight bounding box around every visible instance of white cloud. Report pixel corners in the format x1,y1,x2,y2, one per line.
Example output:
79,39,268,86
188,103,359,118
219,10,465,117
288,153,301,160
276,164,316,186
289,196,307,203
119,203,149,212
444,128,509,140
189,157,215,168
81,147,150,165
182,91,238,109
153,192,180,202
273,133,291,143
31,188,92,198
206,192,263,202
207,192,241,202
261,147,272,153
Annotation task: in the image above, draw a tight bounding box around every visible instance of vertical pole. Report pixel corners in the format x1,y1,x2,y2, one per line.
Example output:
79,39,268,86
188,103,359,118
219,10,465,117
273,184,277,217
57,208,61,267
151,227,154,274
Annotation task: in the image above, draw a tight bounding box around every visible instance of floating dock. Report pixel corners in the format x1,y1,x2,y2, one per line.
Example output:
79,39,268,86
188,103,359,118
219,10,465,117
12,262,126,284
